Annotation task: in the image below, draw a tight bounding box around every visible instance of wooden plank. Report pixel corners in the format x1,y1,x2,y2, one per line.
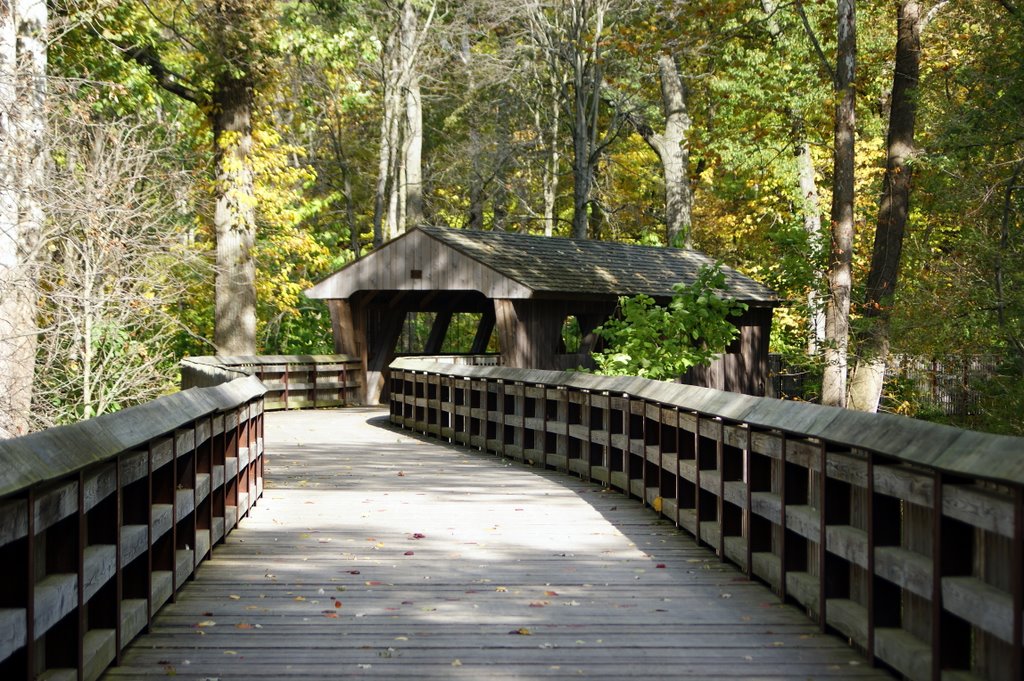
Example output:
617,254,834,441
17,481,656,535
110,409,889,681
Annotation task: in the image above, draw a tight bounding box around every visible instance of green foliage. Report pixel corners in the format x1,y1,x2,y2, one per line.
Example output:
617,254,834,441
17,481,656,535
591,265,747,380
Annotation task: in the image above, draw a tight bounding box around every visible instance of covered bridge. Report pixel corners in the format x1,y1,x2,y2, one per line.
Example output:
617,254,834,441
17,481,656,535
305,226,778,404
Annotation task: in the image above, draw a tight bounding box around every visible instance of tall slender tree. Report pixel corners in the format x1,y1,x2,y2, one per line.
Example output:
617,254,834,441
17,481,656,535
847,0,923,411
0,0,47,437
822,0,857,407
123,0,275,355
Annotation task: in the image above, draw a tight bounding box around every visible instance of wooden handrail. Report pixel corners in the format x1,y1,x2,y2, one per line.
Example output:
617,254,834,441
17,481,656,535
389,358,1024,681
0,376,267,680
181,354,362,409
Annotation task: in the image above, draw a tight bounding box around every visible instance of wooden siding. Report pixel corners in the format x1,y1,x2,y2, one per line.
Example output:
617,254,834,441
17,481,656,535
306,229,534,300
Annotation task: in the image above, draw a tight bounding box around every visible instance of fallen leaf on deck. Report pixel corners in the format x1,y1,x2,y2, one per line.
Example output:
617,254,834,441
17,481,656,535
397,471,405,477
404,551,415,556
235,623,254,630
322,611,338,618
653,496,663,512
195,621,216,628
544,590,559,596
495,586,508,592
509,628,532,635
529,601,549,607
411,533,426,539
656,564,666,569
334,600,342,608
223,651,237,655
293,596,305,602
451,659,462,667
347,570,361,575
228,594,240,601
366,581,383,586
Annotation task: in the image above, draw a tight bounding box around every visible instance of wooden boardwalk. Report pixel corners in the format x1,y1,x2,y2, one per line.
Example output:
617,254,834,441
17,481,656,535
104,409,891,680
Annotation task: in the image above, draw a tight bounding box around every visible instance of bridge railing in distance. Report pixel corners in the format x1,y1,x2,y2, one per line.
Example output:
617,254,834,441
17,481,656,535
0,376,267,681
388,357,1024,681
181,354,362,409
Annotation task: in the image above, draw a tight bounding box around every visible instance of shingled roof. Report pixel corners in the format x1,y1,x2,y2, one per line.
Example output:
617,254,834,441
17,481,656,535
306,226,778,305
417,226,777,304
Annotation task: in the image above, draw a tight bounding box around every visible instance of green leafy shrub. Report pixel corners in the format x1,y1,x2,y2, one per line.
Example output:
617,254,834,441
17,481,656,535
591,265,747,381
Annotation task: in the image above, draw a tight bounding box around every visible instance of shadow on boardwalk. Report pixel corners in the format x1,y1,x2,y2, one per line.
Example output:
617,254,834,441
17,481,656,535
105,409,891,680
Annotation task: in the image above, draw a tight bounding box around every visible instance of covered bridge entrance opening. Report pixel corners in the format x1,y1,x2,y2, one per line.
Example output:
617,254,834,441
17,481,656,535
306,226,779,404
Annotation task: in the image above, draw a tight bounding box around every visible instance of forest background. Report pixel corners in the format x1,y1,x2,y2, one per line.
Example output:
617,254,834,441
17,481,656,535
0,0,1021,436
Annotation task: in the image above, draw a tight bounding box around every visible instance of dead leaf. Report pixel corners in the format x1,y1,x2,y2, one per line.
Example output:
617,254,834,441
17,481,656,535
404,551,415,556
495,586,508,592
529,601,549,608
509,627,532,635
195,620,216,628
451,659,462,667
235,623,254,630
544,590,559,596
322,611,339,618
656,563,666,569
411,533,426,539
293,596,306,602
334,600,342,608
228,594,241,601
652,496,663,513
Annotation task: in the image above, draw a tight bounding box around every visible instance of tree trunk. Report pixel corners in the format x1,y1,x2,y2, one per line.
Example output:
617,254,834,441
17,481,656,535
634,54,693,249
541,99,560,236
571,85,594,239
401,1,423,228
211,74,258,356
822,0,857,408
568,2,607,240
847,0,922,411
373,31,399,248
795,137,827,353
0,0,45,437
404,72,423,227
762,0,826,352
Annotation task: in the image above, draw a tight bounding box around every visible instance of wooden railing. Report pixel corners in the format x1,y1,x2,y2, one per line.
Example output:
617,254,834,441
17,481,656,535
181,354,361,408
0,376,267,681
389,358,1024,681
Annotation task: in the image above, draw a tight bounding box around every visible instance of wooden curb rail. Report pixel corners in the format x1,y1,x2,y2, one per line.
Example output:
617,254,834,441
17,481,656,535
0,376,267,681
389,357,1024,681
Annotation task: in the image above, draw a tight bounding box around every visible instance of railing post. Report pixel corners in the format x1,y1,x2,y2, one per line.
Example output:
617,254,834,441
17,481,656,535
115,454,123,664
1014,485,1023,681
77,471,86,681
866,451,876,665
693,413,702,546
744,427,753,580
817,441,827,632
717,420,725,559
779,433,787,602
931,469,943,681
26,489,35,681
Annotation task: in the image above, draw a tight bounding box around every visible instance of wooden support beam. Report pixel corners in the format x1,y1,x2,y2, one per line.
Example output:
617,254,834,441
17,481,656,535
424,310,453,355
327,300,360,357
470,308,496,355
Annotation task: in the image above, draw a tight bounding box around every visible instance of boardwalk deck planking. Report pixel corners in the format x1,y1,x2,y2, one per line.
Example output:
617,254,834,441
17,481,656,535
104,409,890,679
